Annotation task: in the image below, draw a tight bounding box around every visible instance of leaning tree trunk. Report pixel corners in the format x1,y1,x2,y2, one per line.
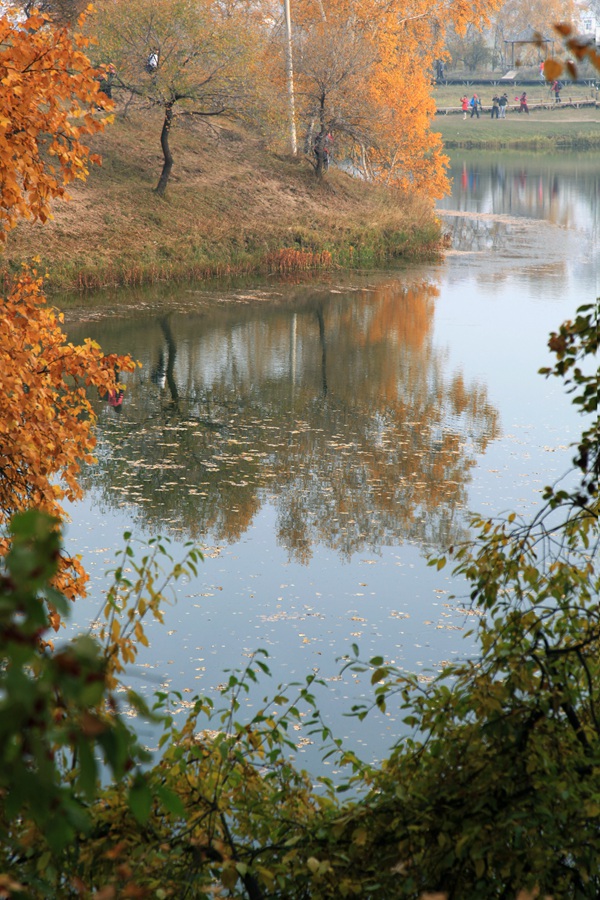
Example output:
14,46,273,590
155,102,174,197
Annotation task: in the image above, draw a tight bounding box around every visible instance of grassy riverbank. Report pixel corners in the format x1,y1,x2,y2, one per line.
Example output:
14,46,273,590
433,88,600,149
3,105,439,294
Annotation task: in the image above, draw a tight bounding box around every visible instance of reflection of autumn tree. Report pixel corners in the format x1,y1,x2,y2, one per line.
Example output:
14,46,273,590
90,385,264,545
271,283,499,560
72,280,499,560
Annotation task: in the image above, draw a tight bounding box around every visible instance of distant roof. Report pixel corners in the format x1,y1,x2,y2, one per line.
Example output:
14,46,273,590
505,25,552,43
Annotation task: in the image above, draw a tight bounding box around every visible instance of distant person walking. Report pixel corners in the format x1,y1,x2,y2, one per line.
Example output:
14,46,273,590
461,95,469,118
552,80,562,102
518,91,529,114
498,93,508,118
145,48,159,73
491,94,500,118
539,61,545,81
469,94,481,118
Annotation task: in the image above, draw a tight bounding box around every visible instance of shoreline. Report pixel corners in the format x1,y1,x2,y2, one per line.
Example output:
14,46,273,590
441,134,600,150
1,108,443,296
434,105,600,150
6,102,593,295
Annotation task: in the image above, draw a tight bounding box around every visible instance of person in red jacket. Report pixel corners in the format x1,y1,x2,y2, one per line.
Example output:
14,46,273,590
552,80,563,102
518,91,529,114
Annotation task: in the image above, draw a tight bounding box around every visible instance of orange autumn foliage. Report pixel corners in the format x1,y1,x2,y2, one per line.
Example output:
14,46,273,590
0,7,111,237
0,10,132,610
278,0,502,195
0,268,136,608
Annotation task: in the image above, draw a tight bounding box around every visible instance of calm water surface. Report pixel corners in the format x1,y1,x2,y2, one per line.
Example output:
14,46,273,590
63,151,598,769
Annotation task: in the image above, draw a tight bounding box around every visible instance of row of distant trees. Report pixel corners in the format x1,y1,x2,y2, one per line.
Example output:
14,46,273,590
443,0,592,72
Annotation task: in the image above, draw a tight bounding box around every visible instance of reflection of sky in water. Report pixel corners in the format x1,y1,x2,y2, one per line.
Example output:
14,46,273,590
62,151,597,771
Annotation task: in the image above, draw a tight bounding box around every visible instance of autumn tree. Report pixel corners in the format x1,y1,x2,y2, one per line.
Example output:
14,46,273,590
292,20,377,177
267,0,503,195
0,269,135,603
16,0,88,26
93,0,259,195
0,8,109,237
0,8,134,603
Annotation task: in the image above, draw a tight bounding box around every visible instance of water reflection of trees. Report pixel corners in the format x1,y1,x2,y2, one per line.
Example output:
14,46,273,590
441,155,600,236
73,280,499,561
443,214,517,254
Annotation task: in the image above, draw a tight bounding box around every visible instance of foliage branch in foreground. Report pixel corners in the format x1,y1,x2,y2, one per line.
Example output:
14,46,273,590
0,7,112,238
0,513,205,897
0,6,131,609
0,268,136,609
343,300,600,898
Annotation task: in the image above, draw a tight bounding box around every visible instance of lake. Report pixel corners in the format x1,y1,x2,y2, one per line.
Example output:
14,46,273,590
62,150,598,771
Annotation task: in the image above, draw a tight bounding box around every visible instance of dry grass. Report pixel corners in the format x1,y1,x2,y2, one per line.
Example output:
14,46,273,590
3,102,440,293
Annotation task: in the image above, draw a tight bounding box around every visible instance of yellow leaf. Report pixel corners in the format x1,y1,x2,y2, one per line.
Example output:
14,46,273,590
352,827,368,846
221,862,239,890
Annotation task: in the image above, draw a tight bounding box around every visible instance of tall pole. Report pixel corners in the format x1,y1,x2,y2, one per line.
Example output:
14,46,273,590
283,0,297,155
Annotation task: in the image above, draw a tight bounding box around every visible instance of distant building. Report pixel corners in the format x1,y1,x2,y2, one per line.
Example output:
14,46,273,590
577,2,600,45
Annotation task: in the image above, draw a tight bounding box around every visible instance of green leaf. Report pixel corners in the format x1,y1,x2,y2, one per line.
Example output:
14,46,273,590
128,775,153,824
156,784,186,817
76,739,98,800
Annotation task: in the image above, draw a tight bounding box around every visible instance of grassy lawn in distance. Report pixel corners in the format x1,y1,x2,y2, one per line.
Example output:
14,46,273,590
433,93,600,148
433,80,598,110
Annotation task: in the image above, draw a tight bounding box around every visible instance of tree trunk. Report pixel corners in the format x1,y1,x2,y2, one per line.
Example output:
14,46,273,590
314,95,327,178
315,125,332,178
155,103,174,197
283,0,297,155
